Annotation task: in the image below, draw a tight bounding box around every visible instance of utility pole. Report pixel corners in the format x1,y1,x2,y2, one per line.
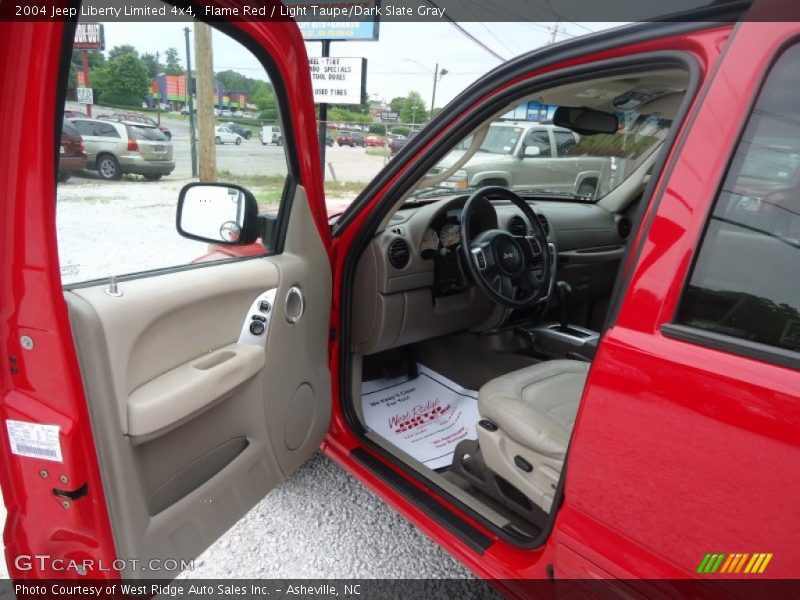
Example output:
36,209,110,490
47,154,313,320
317,40,331,176
184,27,198,178
548,21,562,45
155,51,160,125
81,50,92,117
430,64,447,118
194,22,217,182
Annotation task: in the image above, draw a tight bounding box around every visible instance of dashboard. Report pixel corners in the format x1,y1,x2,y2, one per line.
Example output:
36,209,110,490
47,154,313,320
351,192,631,355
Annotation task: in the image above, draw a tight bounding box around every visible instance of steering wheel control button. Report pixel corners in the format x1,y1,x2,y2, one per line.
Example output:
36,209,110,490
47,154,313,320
258,300,271,313
249,321,266,336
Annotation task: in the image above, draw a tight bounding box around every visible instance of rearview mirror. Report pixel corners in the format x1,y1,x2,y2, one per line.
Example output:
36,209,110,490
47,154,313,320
523,145,541,158
553,106,618,135
177,182,260,245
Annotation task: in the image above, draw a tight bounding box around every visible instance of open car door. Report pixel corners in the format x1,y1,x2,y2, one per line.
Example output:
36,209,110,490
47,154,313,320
0,12,331,579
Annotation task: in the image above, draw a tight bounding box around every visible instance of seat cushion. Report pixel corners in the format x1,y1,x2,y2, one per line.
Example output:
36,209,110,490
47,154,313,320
478,360,590,458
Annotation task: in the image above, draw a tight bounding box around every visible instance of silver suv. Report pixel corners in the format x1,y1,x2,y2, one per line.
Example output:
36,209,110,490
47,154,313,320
68,118,175,181
439,122,611,196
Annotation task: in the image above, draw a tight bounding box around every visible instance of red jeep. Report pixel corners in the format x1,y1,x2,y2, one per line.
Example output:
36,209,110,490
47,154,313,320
1,1,798,593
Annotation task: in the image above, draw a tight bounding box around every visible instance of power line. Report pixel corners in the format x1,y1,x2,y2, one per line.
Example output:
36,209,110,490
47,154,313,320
426,0,506,62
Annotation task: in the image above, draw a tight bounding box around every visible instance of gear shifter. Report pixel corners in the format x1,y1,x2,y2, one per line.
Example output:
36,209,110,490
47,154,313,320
556,280,572,332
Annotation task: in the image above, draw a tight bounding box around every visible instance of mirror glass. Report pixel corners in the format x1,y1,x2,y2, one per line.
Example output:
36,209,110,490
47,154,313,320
553,106,619,135
179,185,246,243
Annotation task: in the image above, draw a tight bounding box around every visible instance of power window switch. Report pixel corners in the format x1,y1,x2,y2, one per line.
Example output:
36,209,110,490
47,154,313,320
259,300,271,313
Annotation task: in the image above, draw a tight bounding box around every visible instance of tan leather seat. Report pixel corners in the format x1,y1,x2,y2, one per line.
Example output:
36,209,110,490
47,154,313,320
476,360,590,512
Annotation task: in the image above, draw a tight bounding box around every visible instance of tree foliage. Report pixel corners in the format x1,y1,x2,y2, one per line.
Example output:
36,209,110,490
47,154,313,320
140,52,159,79
164,47,184,76
108,45,138,61
399,90,428,124
93,53,149,107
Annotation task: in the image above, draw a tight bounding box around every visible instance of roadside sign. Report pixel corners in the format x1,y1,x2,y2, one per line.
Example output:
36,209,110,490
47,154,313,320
77,87,94,105
74,23,105,50
286,0,380,41
380,111,398,122
310,57,367,105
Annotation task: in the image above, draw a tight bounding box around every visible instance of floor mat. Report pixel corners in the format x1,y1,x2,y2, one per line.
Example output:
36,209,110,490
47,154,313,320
361,364,480,470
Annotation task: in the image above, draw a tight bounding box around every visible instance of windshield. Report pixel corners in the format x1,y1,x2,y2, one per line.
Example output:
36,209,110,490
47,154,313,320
412,92,679,202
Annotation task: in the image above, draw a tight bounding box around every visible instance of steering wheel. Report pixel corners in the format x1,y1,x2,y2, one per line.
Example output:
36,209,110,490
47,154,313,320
459,186,552,309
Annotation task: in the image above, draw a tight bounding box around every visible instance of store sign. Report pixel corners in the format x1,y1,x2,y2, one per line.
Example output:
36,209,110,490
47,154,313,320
286,0,380,41
310,57,366,105
77,87,94,105
74,23,105,50
380,111,398,122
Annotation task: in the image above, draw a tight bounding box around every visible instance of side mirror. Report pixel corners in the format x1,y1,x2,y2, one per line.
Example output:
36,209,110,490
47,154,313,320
523,145,541,158
553,106,618,135
176,182,260,245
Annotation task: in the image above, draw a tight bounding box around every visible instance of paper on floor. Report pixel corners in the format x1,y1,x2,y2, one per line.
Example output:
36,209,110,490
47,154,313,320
361,365,479,470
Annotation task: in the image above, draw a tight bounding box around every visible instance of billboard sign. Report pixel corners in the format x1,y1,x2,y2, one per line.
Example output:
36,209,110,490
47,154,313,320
380,111,398,122
286,0,380,41
77,87,94,105
74,23,105,50
310,57,367,105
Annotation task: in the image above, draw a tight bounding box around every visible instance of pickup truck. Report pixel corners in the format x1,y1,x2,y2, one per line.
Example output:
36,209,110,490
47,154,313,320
436,121,615,197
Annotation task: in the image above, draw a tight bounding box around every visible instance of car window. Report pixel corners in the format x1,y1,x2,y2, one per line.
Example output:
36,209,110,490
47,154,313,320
56,4,289,285
479,125,522,155
94,122,120,137
675,44,800,355
523,129,552,157
72,120,95,136
126,125,167,141
62,120,80,136
554,131,577,156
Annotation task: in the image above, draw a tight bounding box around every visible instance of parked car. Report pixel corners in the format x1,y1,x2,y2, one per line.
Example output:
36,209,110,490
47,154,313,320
337,131,365,147
364,135,386,147
68,117,174,181
389,130,417,154
214,126,242,145
57,118,86,182
434,121,612,195
180,107,195,116
224,122,252,140
260,125,282,145
326,134,334,147
7,5,800,587
103,113,172,140
63,108,88,119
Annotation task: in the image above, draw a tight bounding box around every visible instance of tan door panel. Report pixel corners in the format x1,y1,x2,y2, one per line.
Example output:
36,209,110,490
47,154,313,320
64,186,331,577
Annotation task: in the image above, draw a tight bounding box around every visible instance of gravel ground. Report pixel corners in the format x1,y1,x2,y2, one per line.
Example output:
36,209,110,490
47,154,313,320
180,453,472,579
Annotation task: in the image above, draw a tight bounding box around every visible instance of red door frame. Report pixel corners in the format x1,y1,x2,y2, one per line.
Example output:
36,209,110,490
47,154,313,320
0,14,329,579
556,22,800,580
323,25,734,584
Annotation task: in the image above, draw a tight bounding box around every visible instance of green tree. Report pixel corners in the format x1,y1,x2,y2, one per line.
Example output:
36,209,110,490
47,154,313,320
71,49,105,69
400,91,428,124
388,96,406,114
108,45,138,61
95,53,149,107
164,47,184,76
140,52,159,78
251,80,277,120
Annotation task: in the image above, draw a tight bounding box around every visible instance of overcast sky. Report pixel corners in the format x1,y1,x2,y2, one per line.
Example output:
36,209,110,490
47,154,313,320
100,20,624,108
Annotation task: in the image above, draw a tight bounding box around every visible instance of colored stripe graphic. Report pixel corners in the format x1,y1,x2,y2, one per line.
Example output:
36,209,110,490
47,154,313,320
699,552,773,575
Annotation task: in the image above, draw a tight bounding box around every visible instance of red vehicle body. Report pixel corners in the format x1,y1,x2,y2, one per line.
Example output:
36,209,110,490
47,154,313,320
57,120,86,182
364,135,386,148
1,1,799,592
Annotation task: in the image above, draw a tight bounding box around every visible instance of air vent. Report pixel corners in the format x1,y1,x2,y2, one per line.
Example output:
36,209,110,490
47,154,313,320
388,238,410,269
536,214,550,236
617,216,632,240
508,216,527,236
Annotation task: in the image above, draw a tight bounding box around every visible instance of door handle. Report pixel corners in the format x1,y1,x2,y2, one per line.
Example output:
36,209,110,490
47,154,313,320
285,286,305,324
